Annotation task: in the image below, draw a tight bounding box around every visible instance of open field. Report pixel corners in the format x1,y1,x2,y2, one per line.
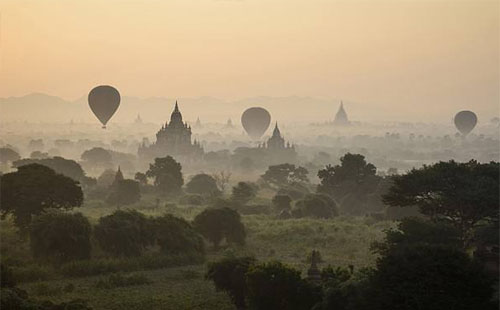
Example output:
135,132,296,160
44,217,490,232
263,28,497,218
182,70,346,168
6,197,394,310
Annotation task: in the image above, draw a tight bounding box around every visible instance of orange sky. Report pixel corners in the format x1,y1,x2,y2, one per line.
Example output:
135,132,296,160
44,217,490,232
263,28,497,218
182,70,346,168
0,0,498,120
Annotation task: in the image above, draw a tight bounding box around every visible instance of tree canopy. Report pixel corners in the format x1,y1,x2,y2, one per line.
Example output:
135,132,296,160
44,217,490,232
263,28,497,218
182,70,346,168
146,156,184,195
81,147,112,167
317,153,382,215
13,156,86,181
261,163,309,188
383,160,499,245
193,207,246,249
231,182,258,204
0,164,83,231
30,211,91,263
185,173,219,196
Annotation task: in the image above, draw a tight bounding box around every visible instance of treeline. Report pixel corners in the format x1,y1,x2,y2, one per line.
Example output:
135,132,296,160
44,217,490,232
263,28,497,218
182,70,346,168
206,217,498,310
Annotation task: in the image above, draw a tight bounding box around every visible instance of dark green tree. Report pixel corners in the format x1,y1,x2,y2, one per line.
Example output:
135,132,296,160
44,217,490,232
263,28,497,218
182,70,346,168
146,156,184,195
134,172,148,185
94,210,154,257
80,147,112,167
246,261,320,310
293,193,339,219
154,214,204,255
371,217,462,255
261,164,309,188
383,160,499,246
231,182,257,204
30,211,91,262
193,207,246,249
0,164,83,232
13,156,85,181
106,179,141,207
206,256,256,309
364,244,496,310
317,153,381,215
185,173,219,196
272,194,292,212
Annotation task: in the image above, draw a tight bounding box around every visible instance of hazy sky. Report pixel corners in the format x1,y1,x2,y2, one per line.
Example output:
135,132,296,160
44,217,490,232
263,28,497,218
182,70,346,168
1,0,498,120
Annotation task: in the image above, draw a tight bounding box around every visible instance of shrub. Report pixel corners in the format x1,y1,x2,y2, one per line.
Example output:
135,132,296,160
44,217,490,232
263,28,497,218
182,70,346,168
1,264,16,288
59,253,204,278
179,194,205,205
95,273,151,289
246,261,321,310
365,244,497,310
153,214,204,255
193,207,246,249
11,264,53,283
293,194,339,219
272,194,292,212
206,256,256,309
30,211,91,263
185,174,220,196
231,182,258,204
106,179,141,207
237,204,271,215
94,209,154,257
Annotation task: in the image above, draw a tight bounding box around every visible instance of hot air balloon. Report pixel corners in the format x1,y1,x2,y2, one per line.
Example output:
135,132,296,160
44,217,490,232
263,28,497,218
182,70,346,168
454,110,477,136
88,85,121,129
241,107,271,139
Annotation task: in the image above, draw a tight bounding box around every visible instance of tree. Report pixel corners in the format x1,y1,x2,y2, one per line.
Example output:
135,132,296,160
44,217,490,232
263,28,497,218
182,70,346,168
81,147,112,167
364,244,496,310
231,182,257,204
186,174,219,196
106,179,141,207
193,207,246,249
13,156,85,181
212,171,232,193
317,153,381,215
246,261,320,310
30,211,91,262
272,194,292,212
154,214,204,255
261,164,309,188
134,172,148,185
383,160,499,246
29,151,49,159
146,156,184,195
371,217,462,256
0,147,20,165
206,256,256,309
94,210,154,257
0,164,83,232
293,193,339,219
318,153,376,192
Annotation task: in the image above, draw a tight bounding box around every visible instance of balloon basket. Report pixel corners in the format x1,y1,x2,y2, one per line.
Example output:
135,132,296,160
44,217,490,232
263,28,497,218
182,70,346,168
102,125,107,129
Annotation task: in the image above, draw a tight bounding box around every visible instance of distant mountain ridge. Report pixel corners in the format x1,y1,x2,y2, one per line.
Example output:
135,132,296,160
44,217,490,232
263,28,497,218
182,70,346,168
1,93,355,124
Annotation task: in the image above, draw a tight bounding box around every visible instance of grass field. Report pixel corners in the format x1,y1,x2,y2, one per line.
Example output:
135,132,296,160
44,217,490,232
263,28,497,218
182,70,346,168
8,196,395,309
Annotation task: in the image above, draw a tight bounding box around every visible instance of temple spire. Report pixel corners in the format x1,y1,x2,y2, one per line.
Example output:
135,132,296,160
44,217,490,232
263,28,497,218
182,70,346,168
174,101,179,112
272,122,281,137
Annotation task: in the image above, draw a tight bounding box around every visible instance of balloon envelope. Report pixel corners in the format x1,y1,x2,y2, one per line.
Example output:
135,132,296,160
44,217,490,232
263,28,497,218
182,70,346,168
88,85,121,128
241,107,271,139
454,110,477,136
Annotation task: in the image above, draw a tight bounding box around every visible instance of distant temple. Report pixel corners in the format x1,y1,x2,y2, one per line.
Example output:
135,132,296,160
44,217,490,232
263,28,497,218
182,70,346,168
134,114,143,124
333,101,350,126
225,118,234,128
138,102,203,161
257,122,297,162
194,117,202,128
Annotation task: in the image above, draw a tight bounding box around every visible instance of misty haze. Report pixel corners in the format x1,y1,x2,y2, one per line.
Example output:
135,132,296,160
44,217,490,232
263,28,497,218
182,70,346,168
0,1,498,310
